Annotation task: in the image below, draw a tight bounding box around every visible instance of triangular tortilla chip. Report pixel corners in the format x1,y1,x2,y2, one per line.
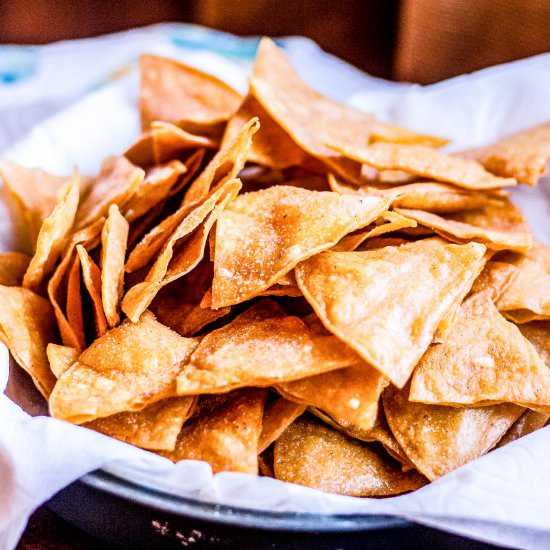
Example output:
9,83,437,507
0,252,30,286
395,200,531,253
86,396,197,452
46,343,78,378
160,389,267,474
76,245,108,338
383,386,523,481
0,285,57,397
49,312,198,423
122,178,241,321
249,38,369,180
469,260,519,302
277,364,388,434
461,122,550,185
497,242,550,322
331,142,517,190
258,397,306,453
100,205,129,328
139,54,242,129
370,121,449,148
75,156,144,230
23,173,80,292
496,409,549,448
66,254,86,350
211,186,390,308
295,238,487,387
409,295,550,409
273,415,426,496
176,300,361,395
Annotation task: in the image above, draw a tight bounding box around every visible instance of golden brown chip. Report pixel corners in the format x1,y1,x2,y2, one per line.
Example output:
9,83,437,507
383,386,523,481
76,245,108,338
249,38,370,180
49,312,198,423
22,173,79,293
211,186,390,308
496,409,549,448
139,54,242,129
518,321,550,368
161,389,267,474
86,396,197,452
295,238,487,387
46,343,78,378
331,142,517,190
122,178,241,322
461,122,550,185
100,205,129,328
65,252,86,350
0,285,57,397
273,416,426,496
75,156,144,230
370,121,449,148
277,364,388,434
409,295,550,409
0,252,31,286
258,397,306,453
497,242,550,322
469,261,519,302
176,300,361,395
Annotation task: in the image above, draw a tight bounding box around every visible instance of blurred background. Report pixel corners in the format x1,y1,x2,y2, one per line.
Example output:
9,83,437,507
1,0,549,84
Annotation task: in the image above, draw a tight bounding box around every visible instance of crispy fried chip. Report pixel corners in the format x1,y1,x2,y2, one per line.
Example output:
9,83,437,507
49,312,198,423
176,300,361,395
161,389,267,474
296,239,487,387
258,397,306,453
370,121,449,148
331,142,517,190
0,285,57,397
122,178,241,321
518,321,550,367
462,122,550,185
496,409,549,448
23,173,80,292
140,54,242,129
75,156,144,230
76,245,108,338
273,416,426,496
409,295,550,409
383,387,523,481
211,186,390,307
497,242,550,322
100,205,129,328
0,252,30,286
249,38,370,179
86,396,197,451
469,260,519,302
46,343,78,378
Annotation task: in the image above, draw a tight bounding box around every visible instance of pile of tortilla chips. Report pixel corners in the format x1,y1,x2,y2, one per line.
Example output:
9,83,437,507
1,38,550,498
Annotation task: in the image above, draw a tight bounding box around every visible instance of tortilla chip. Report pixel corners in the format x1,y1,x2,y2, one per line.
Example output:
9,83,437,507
295,239,487,387
277,364,388,434
273,415,426,496
370,121,449,148
462,122,550,185
211,186,390,308
469,260,519,302
0,285,57,397
66,254,86,350
383,386,523,481
258,397,306,453
86,396,197,451
49,312,198,423
100,205,129,328
409,295,550,409
76,245,108,338
496,409,549,448
249,38,369,180
497,242,550,322
0,160,70,248
22,173,80,293
161,389,267,474
176,300,361,395
140,54,242,129
518,321,550,369
0,252,31,286
125,122,215,167
331,142,517,190
122,178,241,322
75,156,144,230
46,343,78,378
